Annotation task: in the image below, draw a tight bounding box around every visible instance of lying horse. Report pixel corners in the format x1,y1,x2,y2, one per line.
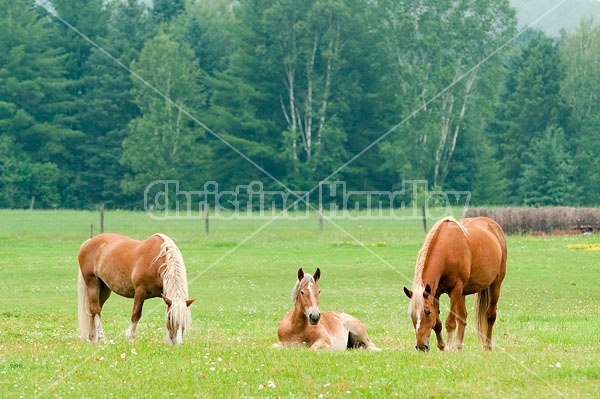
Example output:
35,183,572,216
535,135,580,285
404,216,507,351
78,233,194,345
275,268,380,351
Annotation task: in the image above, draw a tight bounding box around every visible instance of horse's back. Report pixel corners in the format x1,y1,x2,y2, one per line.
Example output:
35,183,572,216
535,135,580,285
78,233,165,297
460,217,507,293
461,217,506,258
79,233,139,270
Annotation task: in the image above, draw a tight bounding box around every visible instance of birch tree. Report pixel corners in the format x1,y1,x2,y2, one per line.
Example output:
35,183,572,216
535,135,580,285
262,0,353,176
560,18,600,205
376,0,516,189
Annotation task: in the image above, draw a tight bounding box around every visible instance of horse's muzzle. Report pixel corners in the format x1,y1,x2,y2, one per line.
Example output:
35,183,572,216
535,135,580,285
416,344,430,352
309,313,321,325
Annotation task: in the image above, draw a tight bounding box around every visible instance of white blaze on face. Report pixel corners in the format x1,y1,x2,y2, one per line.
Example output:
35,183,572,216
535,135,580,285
416,315,422,332
174,328,183,345
304,282,319,318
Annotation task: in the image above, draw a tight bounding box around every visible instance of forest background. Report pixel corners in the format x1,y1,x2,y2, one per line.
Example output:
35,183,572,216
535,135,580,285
1,0,599,210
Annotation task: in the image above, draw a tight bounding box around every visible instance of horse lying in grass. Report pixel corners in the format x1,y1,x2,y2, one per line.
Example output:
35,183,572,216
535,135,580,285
274,268,380,351
404,216,507,351
78,233,194,345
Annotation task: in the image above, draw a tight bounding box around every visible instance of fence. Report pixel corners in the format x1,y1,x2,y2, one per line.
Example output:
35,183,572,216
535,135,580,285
462,207,600,234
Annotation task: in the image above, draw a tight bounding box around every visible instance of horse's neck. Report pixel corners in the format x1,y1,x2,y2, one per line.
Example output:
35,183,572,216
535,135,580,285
421,273,440,295
421,255,445,295
291,303,309,330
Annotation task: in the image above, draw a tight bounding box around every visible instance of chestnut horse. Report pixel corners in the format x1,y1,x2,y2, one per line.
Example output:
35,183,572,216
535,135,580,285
78,233,194,345
403,216,507,351
274,268,380,351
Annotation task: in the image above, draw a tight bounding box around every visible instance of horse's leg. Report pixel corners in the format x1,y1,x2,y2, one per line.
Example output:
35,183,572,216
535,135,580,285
309,338,332,350
345,314,381,351
453,295,468,351
126,288,146,341
95,283,111,342
484,281,503,350
445,286,467,351
433,299,445,351
85,278,104,343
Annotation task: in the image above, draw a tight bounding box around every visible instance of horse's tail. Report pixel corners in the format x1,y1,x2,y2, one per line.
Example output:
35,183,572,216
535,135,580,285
475,287,491,349
154,234,192,334
77,268,90,340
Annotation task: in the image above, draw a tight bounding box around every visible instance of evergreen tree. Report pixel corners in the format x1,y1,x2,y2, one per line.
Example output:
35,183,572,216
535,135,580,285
153,0,186,24
517,126,577,206
0,0,81,207
76,0,156,208
490,31,570,204
210,0,379,193
169,0,235,75
560,18,600,205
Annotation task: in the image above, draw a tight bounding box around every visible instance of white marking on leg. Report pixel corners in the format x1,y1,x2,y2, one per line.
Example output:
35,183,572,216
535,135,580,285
126,320,138,341
94,314,105,342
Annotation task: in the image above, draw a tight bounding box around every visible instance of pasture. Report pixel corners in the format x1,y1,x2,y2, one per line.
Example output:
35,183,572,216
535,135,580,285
0,209,598,398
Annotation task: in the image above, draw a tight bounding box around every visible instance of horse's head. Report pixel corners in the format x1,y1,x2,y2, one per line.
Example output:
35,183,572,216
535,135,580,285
294,268,321,325
162,294,195,345
403,284,435,351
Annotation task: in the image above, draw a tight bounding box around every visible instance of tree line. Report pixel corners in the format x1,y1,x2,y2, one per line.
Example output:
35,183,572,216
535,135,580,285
1,0,598,210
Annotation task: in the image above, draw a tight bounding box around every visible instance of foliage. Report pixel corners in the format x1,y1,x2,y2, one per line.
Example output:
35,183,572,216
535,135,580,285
560,18,600,205
74,0,156,208
121,32,210,197
0,1,599,208
517,126,577,206
377,0,517,196
490,31,570,204
0,0,82,207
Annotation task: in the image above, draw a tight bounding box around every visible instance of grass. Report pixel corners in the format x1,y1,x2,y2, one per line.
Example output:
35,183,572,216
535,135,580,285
0,209,598,398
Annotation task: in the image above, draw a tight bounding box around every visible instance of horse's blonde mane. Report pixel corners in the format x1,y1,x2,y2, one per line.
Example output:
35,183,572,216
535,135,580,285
291,274,315,304
409,216,468,317
153,233,191,330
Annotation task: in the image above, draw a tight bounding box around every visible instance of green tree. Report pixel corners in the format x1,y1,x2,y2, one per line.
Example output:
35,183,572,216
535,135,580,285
121,32,210,203
75,0,156,208
517,126,577,206
170,0,235,75
0,0,81,207
376,0,516,201
153,0,185,24
560,18,600,205
0,136,60,208
49,0,109,82
211,0,379,192
490,31,570,204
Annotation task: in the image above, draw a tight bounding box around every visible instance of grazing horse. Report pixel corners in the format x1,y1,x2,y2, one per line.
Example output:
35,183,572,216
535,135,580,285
403,216,507,351
274,268,380,351
78,233,194,345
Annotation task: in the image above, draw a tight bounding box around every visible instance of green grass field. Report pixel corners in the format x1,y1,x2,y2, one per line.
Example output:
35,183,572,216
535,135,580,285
0,209,598,398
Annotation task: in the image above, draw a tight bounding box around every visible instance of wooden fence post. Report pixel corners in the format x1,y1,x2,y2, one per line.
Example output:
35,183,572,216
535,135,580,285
204,203,210,235
318,204,323,232
99,203,105,234
421,204,427,233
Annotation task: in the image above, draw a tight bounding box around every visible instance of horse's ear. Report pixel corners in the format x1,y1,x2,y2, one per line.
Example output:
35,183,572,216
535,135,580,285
161,293,172,307
186,299,195,307
403,287,413,299
298,268,304,281
423,284,432,298
313,268,321,282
